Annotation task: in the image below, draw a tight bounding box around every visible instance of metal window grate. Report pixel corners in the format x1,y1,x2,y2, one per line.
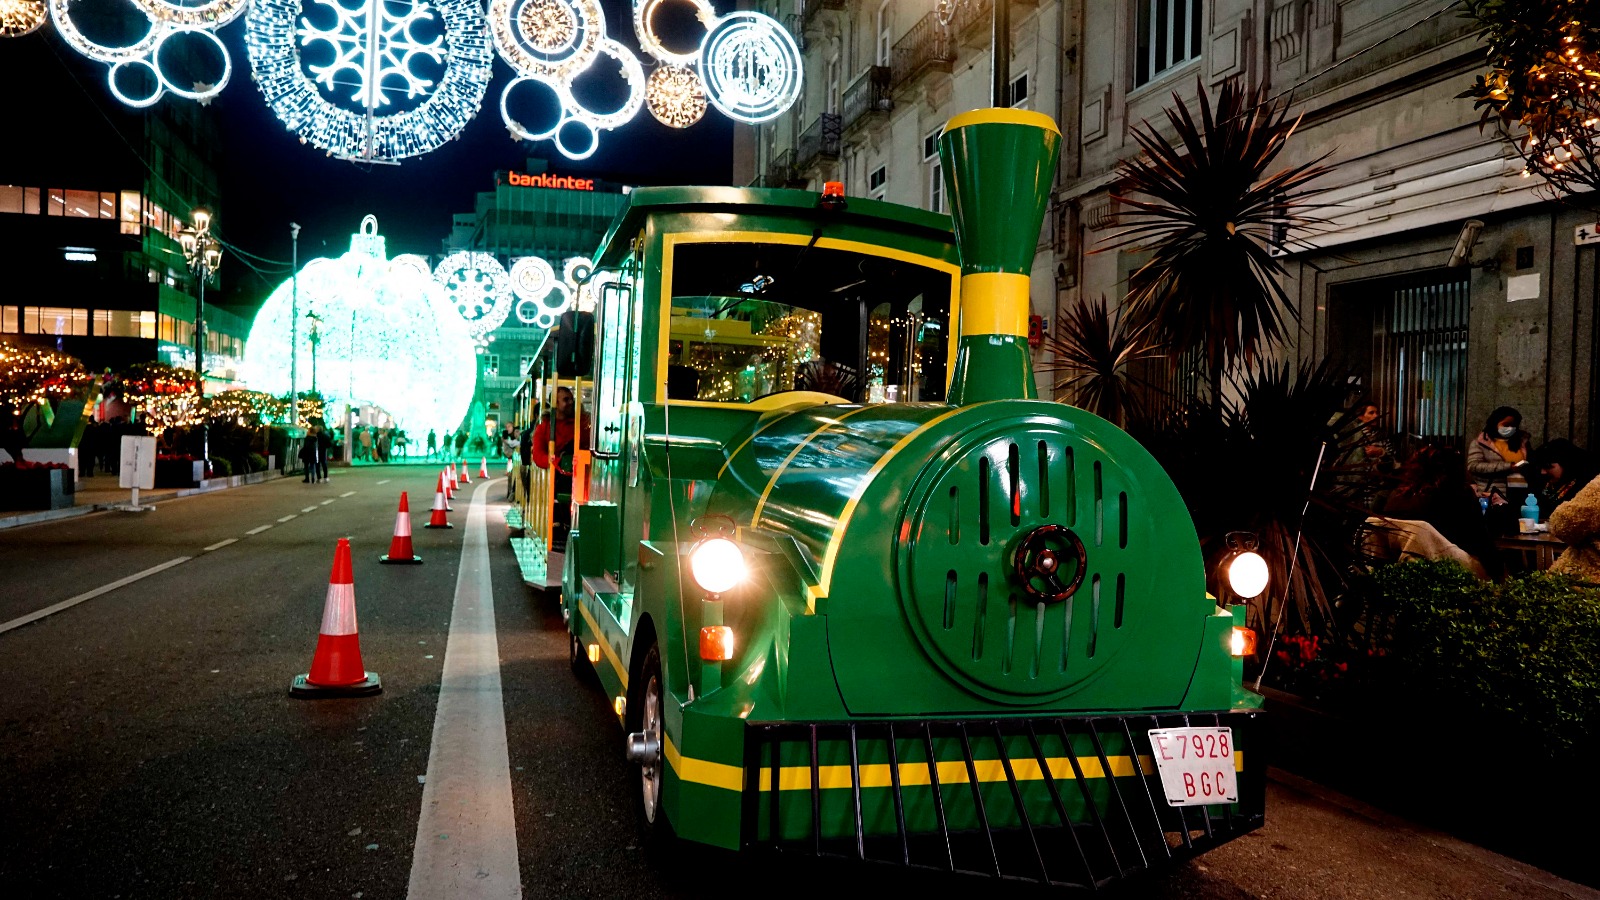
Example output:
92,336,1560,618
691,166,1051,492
741,711,1264,889
1369,273,1471,444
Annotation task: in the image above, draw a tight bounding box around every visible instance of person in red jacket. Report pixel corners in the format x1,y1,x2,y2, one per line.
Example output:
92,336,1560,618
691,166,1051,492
532,387,587,547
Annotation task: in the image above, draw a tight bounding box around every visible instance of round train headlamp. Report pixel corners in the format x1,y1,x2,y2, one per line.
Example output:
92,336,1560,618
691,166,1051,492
690,537,746,595
1226,550,1269,599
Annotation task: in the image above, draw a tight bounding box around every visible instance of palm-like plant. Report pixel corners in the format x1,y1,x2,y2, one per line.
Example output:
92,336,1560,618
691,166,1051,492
1038,296,1167,427
1106,78,1333,408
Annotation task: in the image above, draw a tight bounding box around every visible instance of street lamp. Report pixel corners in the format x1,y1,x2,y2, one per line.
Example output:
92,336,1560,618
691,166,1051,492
306,309,323,398
176,207,221,469
290,222,300,429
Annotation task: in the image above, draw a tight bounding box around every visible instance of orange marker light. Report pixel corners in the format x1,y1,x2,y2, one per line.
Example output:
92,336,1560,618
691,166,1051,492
822,181,844,198
586,643,601,664
700,626,735,661
1230,627,1257,658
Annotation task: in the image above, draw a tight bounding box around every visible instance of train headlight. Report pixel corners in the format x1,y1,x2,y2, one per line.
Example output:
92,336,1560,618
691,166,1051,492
690,537,747,595
1226,551,1269,599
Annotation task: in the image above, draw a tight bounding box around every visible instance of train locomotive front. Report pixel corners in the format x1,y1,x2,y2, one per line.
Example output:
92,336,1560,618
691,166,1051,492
557,108,1266,890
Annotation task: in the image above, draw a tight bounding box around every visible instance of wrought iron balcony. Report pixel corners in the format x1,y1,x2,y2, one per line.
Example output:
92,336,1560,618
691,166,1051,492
892,11,955,90
795,113,841,171
766,149,799,189
800,0,844,31
842,66,893,136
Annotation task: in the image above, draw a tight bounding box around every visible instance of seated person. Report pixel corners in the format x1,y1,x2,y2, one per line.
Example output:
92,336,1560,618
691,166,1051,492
1549,472,1600,583
1376,445,1501,579
1530,438,1596,518
532,387,587,547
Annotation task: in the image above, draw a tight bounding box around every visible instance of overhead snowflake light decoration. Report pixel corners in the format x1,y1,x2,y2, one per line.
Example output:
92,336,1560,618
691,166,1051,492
49,0,244,107
435,251,514,338
246,0,493,162
646,65,706,128
700,11,802,124
243,216,476,439
633,0,715,68
506,254,604,328
1,0,46,38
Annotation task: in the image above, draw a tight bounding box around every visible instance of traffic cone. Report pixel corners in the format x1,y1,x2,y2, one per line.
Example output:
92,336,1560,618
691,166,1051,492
448,463,458,492
425,474,453,529
379,492,422,564
444,466,455,501
460,459,472,484
479,458,489,479
290,538,382,697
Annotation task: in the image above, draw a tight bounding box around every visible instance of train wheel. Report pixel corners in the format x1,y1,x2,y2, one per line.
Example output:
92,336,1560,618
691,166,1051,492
631,642,671,839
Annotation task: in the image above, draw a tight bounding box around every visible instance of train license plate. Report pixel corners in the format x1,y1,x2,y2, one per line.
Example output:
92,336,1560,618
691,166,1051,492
1146,726,1238,806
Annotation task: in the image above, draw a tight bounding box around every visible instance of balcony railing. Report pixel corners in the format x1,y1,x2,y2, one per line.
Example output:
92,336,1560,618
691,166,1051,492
951,0,1038,47
766,149,797,188
800,0,844,31
795,113,841,171
842,66,893,135
892,12,955,90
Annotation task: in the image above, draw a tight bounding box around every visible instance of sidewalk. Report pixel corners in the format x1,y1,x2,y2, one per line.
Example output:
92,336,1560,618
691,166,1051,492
0,469,288,530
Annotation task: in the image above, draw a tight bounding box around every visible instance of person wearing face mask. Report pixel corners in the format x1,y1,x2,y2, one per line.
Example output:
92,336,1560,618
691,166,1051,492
1467,406,1532,508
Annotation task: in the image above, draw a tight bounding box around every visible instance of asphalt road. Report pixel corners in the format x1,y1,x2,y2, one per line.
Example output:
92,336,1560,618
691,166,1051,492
0,465,1594,899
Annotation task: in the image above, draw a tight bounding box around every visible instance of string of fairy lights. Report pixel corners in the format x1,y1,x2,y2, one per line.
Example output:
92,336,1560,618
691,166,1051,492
18,0,800,163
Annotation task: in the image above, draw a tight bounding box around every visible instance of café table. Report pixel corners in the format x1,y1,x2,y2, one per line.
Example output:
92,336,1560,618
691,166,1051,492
1494,531,1566,570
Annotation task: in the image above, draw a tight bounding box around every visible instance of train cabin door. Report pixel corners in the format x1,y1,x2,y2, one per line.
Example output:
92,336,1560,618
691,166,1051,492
588,273,643,615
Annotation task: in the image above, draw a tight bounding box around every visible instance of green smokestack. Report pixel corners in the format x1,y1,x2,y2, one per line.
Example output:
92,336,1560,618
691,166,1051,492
938,108,1061,404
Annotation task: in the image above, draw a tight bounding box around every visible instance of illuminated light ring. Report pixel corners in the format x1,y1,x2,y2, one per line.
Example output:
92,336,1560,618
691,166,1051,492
490,0,605,80
151,27,231,102
562,256,593,285
129,0,248,28
566,39,645,131
534,282,575,328
554,118,600,161
1,0,47,38
517,0,578,53
49,0,162,63
434,251,514,339
108,58,165,108
632,0,715,67
645,65,706,128
510,255,556,301
390,253,434,279
501,73,570,142
700,11,802,125
246,0,494,162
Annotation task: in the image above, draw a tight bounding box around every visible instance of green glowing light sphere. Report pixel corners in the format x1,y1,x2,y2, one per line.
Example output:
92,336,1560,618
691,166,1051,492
243,216,476,437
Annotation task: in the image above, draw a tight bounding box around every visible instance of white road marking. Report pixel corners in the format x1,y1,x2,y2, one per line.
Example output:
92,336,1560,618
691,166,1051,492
0,557,191,635
407,482,520,899
321,499,336,505
203,538,238,552
301,506,318,513
245,525,273,535
341,491,357,498
277,514,298,523
377,480,391,485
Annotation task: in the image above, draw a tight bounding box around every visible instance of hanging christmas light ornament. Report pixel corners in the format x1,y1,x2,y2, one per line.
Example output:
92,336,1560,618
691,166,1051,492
246,0,493,162
646,65,707,128
633,0,716,67
0,0,47,37
434,251,514,339
48,0,244,106
700,10,802,124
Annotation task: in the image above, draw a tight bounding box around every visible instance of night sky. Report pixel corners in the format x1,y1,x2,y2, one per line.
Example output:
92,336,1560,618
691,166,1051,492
132,0,733,309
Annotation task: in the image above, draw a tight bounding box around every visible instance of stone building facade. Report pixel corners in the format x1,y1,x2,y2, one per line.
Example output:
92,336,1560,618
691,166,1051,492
741,0,1598,451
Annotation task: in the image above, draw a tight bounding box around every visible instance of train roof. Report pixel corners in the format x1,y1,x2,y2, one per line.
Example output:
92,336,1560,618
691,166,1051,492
591,186,955,267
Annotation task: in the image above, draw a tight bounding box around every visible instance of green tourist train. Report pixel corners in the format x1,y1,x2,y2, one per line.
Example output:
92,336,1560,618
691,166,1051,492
509,108,1266,889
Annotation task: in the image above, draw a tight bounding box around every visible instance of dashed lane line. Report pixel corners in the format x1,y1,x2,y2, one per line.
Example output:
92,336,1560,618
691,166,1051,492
376,480,391,485
0,557,192,635
277,514,298,523
203,538,238,552
340,491,357,498
320,499,335,505
301,506,318,513
407,481,520,899
245,525,273,535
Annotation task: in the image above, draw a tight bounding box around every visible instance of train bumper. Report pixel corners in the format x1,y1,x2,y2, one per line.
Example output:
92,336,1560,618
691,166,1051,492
721,710,1265,890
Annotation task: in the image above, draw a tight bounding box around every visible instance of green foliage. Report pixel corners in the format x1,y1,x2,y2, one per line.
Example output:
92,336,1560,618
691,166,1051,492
208,456,233,478
1105,78,1332,399
1459,0,1600,201
1374,559,1600,760
1038,296,1167,427
246,452,268,474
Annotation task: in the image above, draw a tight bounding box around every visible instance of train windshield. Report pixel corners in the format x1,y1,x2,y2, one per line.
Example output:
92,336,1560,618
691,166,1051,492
665,241,953,404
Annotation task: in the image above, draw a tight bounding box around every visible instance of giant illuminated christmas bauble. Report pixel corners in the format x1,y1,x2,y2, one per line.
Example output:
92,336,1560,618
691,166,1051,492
243,216,476,437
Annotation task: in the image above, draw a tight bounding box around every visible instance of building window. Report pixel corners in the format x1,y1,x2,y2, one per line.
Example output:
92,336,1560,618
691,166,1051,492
485,354,500,376
120,191,141,234
29,307,90,336
1135,0,1203,88
93,310,156,338
868,165,888,192
0,185,40,215
928,160,944,213
1,307,17,333
922,128,941,161
826,55,841,114
519,355,537,378
876,0,893,66
1009,72,1029,109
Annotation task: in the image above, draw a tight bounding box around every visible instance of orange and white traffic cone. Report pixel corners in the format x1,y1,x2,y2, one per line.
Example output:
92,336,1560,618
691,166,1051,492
379,492,422,564
448,463,458,492
479,458,489,479
290,538,382,697
444,467,455,501
425,474,453,529
459,459,471,484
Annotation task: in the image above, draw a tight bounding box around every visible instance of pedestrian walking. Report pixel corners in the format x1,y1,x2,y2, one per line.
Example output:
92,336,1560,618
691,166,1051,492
316,425,333,482
427,428,437,461
298,428,319,482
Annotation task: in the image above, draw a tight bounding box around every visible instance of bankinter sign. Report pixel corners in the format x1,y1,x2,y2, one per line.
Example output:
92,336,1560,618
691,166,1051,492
504,171,596,191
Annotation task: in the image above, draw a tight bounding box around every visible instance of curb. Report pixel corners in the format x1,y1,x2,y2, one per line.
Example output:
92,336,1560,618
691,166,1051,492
0,470,287,531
